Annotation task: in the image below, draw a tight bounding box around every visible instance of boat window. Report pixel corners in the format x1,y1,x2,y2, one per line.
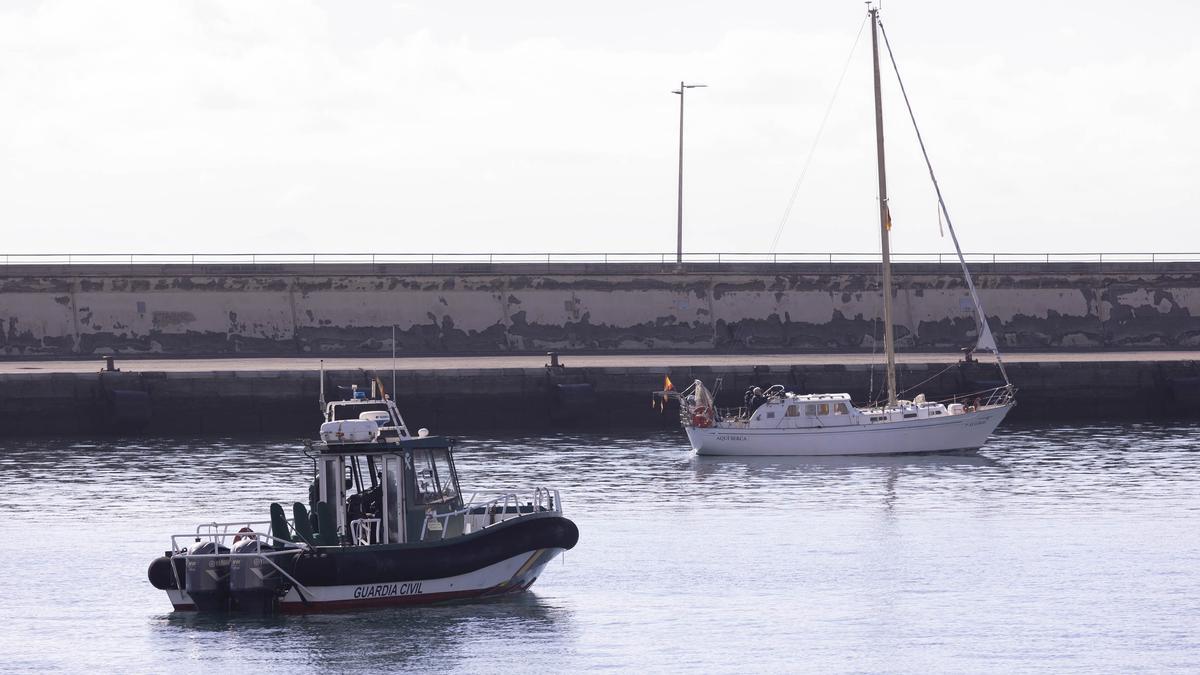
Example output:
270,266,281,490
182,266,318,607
833,402,849,415
411,450,441,503
786,405,799,417
384,455,403,544
766,411,775,419
804,404,816,416
411,448,459,504
430,449,459,501
817,403,830,416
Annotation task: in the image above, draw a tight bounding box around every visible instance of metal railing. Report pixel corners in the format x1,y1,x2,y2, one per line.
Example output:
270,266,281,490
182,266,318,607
169,528,313,600
350,518,381,546
1,252,1199,267
937,384,1016,409
420,488,562,541
181,521,305,553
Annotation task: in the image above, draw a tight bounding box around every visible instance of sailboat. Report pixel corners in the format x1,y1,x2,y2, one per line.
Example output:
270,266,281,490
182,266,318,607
674,6,1015,456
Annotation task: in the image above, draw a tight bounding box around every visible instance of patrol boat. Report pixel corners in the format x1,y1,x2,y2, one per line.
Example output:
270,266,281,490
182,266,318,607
147,384,579,613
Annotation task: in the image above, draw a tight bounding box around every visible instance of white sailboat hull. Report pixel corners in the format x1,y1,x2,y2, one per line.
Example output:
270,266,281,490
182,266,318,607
686,403,1012,456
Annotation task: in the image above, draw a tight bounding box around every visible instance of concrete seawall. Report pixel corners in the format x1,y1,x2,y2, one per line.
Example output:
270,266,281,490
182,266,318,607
3,354,1197,436
3,262,1200,357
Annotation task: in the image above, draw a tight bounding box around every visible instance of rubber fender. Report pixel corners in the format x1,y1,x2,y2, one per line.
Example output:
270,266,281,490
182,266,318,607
147,556,180,590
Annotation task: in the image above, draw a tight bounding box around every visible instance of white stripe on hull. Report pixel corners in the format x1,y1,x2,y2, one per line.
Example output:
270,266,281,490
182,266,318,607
165,549,563,612
279,548,560,609
687,404,1012,456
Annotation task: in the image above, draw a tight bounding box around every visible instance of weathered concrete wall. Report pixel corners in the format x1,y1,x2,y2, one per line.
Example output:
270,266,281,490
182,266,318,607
3,262,1200,356
2,358,1199,436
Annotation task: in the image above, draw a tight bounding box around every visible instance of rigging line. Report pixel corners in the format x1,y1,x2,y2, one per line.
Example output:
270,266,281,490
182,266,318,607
898,362,958,396
768,14,868,253
877,18,1011,387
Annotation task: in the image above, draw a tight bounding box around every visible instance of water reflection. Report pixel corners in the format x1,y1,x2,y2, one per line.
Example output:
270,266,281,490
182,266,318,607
690,450,997,475
151,594,572,671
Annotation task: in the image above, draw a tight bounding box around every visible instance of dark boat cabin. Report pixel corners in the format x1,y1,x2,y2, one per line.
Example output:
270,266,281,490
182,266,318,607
301,397,466,546
308,436,464,546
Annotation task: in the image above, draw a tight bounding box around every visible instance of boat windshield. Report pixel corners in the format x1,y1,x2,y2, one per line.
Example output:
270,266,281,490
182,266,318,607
411,448,460,504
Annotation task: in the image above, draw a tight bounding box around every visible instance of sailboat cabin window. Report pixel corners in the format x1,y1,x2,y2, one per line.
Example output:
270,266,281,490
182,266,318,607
804,404,817,416
833,402,849,415
786,405,800,417
817,403,830,416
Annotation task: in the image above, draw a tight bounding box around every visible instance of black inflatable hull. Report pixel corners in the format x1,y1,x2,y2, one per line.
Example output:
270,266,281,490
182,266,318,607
149,514,579,613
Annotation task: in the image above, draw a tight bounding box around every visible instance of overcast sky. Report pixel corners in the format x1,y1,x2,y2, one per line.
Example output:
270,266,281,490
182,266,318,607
1,0,1197,256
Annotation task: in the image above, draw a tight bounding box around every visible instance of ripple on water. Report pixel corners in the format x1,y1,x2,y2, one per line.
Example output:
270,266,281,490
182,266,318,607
0,423,1198,672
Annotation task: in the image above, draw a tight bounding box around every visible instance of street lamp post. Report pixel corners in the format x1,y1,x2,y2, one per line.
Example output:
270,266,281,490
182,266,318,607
672,81,706,265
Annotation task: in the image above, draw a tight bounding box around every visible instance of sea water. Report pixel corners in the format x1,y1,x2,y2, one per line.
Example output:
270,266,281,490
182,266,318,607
0,423,1197,673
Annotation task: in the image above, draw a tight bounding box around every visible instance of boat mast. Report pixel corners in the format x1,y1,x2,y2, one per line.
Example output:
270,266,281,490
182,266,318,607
869,6,898,407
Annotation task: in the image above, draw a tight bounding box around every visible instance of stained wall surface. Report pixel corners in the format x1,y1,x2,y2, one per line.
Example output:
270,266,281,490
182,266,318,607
2,262,1199,356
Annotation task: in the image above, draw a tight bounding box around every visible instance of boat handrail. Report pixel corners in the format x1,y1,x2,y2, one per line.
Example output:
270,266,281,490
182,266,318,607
196,519,281,536
171,530,309,555
715,406,748,422
349,518,381,546
935,384,1015,408
858,384,1015,411
419,488,562,541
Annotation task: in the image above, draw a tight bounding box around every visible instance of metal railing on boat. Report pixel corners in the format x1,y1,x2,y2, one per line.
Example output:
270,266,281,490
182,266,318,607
350,518,382,546
168,528,314,600
420,488,563,542
689,384,1014,423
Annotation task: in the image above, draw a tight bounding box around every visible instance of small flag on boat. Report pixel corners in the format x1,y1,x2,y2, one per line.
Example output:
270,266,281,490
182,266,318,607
664,375,674,391
885,204,893,231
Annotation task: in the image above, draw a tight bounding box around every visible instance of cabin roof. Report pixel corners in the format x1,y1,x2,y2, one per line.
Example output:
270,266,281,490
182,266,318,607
784,393,852,402
317,435,452,455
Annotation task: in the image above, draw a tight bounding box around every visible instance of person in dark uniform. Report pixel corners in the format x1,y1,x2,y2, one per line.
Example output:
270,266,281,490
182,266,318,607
747,386,765,415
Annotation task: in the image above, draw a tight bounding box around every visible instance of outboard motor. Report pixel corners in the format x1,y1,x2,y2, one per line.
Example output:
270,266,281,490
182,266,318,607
184,541,231,612
229,537,281,613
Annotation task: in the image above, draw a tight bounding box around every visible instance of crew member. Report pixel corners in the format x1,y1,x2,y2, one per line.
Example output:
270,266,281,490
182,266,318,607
748,386,766,413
